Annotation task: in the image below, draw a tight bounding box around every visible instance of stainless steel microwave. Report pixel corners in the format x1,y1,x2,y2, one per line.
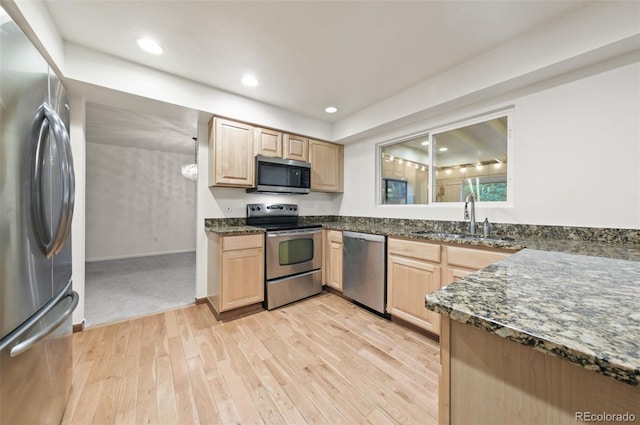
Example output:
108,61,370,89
247,155,311,194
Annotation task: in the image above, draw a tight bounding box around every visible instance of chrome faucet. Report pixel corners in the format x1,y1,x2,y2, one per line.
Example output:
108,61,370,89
464,192,476,235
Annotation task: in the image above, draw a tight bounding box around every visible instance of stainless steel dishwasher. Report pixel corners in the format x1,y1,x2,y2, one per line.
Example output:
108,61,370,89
342,231,388,316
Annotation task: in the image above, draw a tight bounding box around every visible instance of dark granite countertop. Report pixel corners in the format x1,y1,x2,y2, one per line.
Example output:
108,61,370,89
204,222,265,236
426,249,640,386
205,217,640,259
319,221,640,260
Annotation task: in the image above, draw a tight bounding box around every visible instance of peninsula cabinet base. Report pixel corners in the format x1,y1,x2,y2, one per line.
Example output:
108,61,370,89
440,319,640,425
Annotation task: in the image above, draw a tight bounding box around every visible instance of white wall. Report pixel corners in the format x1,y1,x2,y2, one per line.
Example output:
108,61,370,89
85,143,197,261
341,59,640,229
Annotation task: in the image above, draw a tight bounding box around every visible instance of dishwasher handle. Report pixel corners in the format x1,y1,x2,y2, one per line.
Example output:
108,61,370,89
343,231,385,243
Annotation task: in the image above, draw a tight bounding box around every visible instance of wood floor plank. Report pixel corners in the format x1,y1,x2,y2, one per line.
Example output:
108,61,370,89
177,308,200,359
91,375,122,425
135,358,158,424
175,388,201,425
205,355,242,425
61,359,93,425
156,355,179,424
186,356,221,425
113,374,138,425
218,358,266,425
69,380,104,425
69,295,440,425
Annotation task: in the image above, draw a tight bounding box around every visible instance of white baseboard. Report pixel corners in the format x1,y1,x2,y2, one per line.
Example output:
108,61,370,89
86,248,196,263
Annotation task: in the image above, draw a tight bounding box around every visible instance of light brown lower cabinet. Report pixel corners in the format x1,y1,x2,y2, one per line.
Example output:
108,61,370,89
387,238,442,334
443,245,511,286
387,237,513,336
207,233,264,315
440,318,640,424
323,230,343,291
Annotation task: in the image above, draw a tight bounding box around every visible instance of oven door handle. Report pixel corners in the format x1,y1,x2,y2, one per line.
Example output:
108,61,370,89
267,269,321,284
266,229,322,237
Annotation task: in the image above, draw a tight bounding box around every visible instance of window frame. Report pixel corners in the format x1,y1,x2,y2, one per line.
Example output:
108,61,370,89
376,108,514,207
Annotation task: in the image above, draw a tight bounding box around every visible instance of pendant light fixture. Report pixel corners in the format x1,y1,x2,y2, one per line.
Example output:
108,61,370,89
181,137,198,181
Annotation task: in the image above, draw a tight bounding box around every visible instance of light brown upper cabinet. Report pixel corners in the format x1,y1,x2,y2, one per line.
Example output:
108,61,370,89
209,117,254,187
309,139,344,192
254,127,283,158
283,134,309,162
209,116,342,192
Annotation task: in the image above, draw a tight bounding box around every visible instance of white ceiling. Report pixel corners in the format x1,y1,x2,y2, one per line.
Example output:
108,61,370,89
43,1,591,152
85,102,198,154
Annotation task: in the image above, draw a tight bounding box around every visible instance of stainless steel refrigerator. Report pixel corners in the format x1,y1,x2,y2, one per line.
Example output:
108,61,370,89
0,8,78,424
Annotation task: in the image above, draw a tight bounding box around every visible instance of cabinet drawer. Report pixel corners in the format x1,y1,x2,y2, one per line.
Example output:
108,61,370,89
327,230,343,244
222,234,264,251
447,246,510,270
388,237,440,262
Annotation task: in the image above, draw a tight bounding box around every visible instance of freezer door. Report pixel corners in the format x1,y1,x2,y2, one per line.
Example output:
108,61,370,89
0,285,76,425
0,16,54,340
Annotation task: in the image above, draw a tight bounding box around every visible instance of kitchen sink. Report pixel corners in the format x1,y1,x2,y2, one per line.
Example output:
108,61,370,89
412,231,515,244
412,231,466,239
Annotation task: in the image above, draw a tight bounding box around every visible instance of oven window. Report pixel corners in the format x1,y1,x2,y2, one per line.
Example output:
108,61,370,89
279,239,313,265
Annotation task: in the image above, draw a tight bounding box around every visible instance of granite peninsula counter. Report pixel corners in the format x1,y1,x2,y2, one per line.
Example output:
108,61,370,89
426,248,640,424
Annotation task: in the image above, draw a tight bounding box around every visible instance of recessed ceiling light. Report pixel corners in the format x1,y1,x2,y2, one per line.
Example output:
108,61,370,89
325,106,338,114
439,147,448,152
136,37,163,55
421,141,430,146
241,75,258,87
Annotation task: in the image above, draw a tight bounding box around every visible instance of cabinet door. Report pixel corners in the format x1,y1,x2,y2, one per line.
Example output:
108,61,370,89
283,134,308,162
209,117,254,187
327,240,343,291
393,159,406,178
444,266,474,287
220,248,264,311
254,127,282,158
387,254,441,335
309,140,343,192
447,245,510,270
323,230,343,291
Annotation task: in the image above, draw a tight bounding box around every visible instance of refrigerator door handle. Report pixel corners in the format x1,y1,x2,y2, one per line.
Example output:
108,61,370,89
30,102,74,258
53,103,75,255
9,290,78,357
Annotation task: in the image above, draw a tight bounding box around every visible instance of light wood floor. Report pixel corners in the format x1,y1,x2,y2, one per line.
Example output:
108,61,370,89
62,293,440,425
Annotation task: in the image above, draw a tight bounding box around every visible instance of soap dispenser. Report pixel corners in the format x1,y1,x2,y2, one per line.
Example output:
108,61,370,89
483,218,490,238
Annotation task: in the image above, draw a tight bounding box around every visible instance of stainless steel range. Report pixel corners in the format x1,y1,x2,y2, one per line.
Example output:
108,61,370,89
246,203,322,310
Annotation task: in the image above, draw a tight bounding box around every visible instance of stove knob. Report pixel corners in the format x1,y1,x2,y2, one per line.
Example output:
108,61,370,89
256,206,261,211
250,207,255,211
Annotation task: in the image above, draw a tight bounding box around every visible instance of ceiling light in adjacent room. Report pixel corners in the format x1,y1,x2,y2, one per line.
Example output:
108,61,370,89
181,137,198,182
439,147,448,152
325,106,338,114
241,75,259,87
421,140,429,146
137,37,163,55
